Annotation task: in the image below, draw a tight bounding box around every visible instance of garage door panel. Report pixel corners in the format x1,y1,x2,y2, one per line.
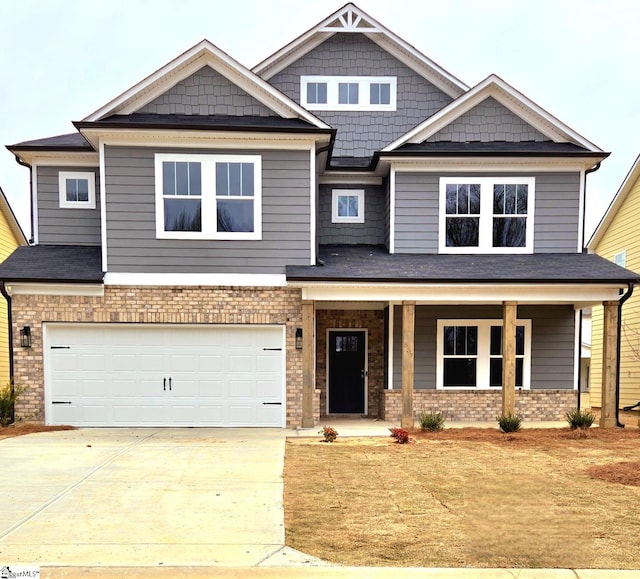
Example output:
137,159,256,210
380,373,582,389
46,324,284,427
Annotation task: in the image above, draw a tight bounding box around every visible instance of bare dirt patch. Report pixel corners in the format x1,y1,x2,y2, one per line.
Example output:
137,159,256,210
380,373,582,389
285,426,640,569
0,424,75,439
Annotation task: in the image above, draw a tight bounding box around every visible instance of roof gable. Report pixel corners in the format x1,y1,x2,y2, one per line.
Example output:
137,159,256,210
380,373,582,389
252,3,468,99
588,154,640,249
83,40,330,129
383,75,604,153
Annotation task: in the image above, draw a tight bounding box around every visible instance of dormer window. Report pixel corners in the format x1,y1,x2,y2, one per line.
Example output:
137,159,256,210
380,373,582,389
58,171,96,209
301,76,397,111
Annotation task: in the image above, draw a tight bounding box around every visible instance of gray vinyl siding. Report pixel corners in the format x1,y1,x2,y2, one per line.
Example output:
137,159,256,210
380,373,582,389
138,66,275,117
392,305,575,390
393,171,581,254
426,97,549,143
268,33,453,158
36,166,101,245
318,184,385,245
384,176,390,249
104,146,310,273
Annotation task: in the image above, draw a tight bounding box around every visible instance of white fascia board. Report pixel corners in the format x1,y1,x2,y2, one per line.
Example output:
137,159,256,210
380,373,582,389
84,41,329,130
104,272,287,287
253,3,467,97
310,144,316,265
78,128,327,151
297,283,626,304
16,152,99,167
386,157,603,173
319,174,382,185
7,283,104,296
588,153,640,249
383,75,603,153
99,140,108,272
31,165,38,245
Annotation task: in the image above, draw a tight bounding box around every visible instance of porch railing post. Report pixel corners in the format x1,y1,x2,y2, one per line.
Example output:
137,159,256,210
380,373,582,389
401,301,415,429
600,300,619,428
501,301,517,417
301,300,315,428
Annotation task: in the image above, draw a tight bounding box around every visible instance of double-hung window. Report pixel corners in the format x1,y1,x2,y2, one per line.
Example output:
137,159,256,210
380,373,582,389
440,177,534,253
437,319,531,389
58,171,96,209
155,153,261,240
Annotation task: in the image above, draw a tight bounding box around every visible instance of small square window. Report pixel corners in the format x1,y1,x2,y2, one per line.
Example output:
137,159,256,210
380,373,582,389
58,171,96,209
614,251,626,267
370,83,390,105
338,82,359,105
332,189,365,223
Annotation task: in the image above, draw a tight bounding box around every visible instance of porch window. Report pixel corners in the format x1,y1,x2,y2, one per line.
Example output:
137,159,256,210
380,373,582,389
437,319,531,389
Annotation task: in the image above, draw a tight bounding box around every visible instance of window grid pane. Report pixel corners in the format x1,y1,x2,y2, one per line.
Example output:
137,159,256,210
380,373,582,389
338,82,359,104
445,183,481,247
492,183,528,248
489,325,525,387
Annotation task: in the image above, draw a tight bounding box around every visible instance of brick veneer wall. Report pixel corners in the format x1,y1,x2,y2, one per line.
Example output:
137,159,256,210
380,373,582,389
12,286,311,427
383,389,578,422
316,309,385,418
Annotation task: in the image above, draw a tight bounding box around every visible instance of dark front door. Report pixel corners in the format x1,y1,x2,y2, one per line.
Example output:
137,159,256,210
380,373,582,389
328,330,366,414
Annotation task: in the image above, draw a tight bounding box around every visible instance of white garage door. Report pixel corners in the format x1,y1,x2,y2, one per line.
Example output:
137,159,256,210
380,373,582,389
44,324,285,427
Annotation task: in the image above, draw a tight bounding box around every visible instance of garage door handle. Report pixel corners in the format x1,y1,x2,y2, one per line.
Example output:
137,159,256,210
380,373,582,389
169,377,172,391
163,378,166,391
52,401,72,405
263,402,282,405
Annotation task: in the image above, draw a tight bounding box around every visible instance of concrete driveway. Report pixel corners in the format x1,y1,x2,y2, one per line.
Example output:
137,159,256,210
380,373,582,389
0,428,313,567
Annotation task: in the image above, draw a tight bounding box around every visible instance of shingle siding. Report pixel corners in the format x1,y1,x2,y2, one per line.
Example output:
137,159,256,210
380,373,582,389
139,66,275,117
318,184,385,245
104,146,311,274
393,171,580,253
426,97,549,143
268,33,453,157
392,304,575,390
36,166,101,245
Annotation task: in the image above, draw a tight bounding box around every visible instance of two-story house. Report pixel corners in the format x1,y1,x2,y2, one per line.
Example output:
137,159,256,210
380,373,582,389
2,4,637,429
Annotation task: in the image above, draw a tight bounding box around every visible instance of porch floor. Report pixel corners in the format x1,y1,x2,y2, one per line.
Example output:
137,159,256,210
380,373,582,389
292,418,570,437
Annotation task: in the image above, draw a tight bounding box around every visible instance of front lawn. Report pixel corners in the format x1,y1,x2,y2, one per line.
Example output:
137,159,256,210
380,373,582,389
284,425,640,568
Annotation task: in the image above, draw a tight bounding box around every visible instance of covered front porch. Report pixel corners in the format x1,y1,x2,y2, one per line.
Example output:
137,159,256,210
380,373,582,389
288,246,638,429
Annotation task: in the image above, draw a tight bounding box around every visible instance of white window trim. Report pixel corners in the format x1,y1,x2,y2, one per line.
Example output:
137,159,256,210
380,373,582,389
58,171,96,209
332,189,365,223
301,76,397,111
439,177,535,254
436,319,532,390
614,250,626,268
154,153,262,240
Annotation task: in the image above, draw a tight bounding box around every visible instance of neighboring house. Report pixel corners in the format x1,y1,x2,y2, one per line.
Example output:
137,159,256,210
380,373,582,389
0,186,28,387
1,4,637,429
588,154,640,411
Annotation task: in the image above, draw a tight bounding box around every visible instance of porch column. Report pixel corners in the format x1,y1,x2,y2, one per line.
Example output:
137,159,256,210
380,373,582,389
501,301,517,416
301,300,315,428
600,300,619,428
401,301,415,429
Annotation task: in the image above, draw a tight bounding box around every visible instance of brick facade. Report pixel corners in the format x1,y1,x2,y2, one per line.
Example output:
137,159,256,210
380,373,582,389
382,389,578,422
11,285,312,427
316,309,385,418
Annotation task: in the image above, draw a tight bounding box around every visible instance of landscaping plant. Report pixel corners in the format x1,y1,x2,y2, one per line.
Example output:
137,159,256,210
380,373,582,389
565,408,596,430
497,412,522,433
318,425,338,442
0,383,25,427
418,409,446,431
390,427,410,444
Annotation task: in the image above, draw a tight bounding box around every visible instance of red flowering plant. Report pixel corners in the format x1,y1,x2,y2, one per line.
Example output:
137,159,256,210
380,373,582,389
390,427,410,444
319,425,338,443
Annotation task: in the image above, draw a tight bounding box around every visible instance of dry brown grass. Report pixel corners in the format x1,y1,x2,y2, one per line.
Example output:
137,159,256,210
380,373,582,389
284,424,640,568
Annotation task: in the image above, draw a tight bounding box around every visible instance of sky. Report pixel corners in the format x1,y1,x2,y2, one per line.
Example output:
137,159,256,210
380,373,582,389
0,0,638,241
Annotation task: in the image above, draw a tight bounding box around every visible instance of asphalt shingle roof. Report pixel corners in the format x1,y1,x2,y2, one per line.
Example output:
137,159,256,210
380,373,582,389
390,141,597,156
0,245,103,283
286,245,640,284
8,132,92,150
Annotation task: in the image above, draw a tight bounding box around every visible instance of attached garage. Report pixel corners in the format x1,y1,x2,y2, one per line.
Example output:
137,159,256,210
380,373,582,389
44,324,285,427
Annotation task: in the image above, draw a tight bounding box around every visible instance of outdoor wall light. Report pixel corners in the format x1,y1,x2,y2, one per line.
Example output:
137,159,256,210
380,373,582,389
295,328,303,350
20,326,32,348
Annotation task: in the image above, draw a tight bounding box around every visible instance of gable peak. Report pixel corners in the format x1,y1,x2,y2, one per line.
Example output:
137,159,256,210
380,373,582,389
320,4,381,33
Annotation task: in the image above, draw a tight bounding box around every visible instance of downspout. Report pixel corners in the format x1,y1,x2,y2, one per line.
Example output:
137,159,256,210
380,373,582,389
314,143,333,266
0,282,14,424
582,162,601,252
577,309,583,410
13,155,34,245
615,282,634,427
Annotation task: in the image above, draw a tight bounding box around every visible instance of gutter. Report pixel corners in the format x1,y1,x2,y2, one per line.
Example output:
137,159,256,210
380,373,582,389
0,282,14,423
583,162,602,252
615,282,634,427
13,155,34,244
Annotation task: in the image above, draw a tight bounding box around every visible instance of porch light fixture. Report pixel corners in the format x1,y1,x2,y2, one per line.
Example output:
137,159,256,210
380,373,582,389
20,326,31,348
295,328,303,350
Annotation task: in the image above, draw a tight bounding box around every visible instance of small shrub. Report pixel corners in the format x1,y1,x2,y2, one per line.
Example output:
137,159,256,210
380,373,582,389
390,427,410,444
319,425,338,443
497,412,522,433
418,409,446,431
0,383,25,427
566,408,596,430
